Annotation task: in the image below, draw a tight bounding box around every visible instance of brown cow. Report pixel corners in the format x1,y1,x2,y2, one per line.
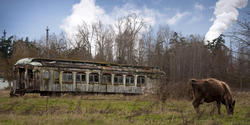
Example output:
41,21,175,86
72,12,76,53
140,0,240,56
189,78,235,115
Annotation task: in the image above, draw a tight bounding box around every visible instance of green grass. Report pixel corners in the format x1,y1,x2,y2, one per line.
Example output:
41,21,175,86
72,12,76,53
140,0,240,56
0,90,250,125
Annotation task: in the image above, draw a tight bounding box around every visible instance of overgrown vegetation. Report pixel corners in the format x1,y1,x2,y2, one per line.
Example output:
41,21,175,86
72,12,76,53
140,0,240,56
0,90,249,125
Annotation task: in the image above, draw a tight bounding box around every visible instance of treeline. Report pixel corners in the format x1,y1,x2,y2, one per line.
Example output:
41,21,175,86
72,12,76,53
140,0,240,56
0,14,249,89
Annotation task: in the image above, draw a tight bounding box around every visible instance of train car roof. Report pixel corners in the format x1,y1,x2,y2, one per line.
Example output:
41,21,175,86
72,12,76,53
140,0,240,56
15,58,165,74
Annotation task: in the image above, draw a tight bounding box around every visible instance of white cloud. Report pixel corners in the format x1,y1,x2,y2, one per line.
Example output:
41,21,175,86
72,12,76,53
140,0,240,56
60,0,164,54
60,0,162,39
60,0,112,38
167,12,189,25
194,2,205,11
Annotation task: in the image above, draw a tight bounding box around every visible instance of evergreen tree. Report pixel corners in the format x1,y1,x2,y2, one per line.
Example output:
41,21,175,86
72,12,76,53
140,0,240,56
206,34,226,54
0,30,14,58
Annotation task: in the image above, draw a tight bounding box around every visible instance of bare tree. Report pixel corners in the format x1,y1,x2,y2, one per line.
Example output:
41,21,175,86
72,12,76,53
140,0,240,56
114,14,144,65
92,21,114,62
69,22,92,60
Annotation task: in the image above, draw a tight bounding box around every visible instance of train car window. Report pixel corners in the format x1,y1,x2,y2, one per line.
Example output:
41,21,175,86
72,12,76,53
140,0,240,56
119,76,123,83
82,74,86,82
142,77,145,84
76,73,86,84
114,74,123,85
94,75,99,82
89,73,99,83
62,72,73,83
114,76,118,83
68,74,73,81
54,71,59,84
102,73,111,84
76,74,81,82
137,76,145,86
89,75,93,82
126,75,134,85
43,70,50,79
63,73,67,81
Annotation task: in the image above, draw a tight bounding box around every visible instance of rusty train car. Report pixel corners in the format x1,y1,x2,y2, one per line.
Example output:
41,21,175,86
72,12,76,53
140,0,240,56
11,58,165,96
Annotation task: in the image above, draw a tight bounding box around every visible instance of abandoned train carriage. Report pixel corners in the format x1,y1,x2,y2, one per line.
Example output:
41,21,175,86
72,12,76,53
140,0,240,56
11,58,165,96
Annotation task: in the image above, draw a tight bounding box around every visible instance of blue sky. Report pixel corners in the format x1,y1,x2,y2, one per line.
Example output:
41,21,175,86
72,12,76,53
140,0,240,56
0,0,249,41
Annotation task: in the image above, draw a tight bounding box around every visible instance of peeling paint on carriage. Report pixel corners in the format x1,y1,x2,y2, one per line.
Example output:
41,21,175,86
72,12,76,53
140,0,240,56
10,58,165,96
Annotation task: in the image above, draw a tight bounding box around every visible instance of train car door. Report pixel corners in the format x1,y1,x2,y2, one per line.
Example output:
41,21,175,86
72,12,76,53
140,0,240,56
18,68,25,90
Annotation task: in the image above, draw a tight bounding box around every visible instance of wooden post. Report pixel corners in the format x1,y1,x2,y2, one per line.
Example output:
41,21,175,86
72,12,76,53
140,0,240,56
73,72,76,91
123,75,126,87
60,71,63,91
134,75,138,87
111,74,114,85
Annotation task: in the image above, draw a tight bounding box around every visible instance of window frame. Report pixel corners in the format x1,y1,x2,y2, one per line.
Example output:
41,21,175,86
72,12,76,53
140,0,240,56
137,76,146,87
89,73,99,84
114,74,123,85
102,73,112,85
62,72,73,84
126,75,134,86
76,72,86,84
53,71,60,84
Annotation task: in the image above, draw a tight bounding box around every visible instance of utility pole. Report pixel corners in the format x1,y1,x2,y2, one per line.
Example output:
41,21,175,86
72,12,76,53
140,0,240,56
3,29,6,40
46,26,49,48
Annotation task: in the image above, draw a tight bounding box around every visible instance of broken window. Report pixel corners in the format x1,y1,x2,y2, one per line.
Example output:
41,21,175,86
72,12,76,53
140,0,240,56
126,75,134,86
114,74,123,85
76,72,86,84
89,73,99,83
102,73,111,84
62,72,73,83
137,76,145,86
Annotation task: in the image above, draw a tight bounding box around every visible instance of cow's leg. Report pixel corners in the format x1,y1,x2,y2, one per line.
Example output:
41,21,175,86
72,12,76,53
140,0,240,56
216,101,221,115
192,98,201,113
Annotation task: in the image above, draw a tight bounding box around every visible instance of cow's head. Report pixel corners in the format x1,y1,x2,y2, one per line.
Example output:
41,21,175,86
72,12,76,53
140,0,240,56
227,100,236,115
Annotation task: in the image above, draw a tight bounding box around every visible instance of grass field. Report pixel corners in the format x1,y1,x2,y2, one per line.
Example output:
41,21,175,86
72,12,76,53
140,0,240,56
0,90,250,125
